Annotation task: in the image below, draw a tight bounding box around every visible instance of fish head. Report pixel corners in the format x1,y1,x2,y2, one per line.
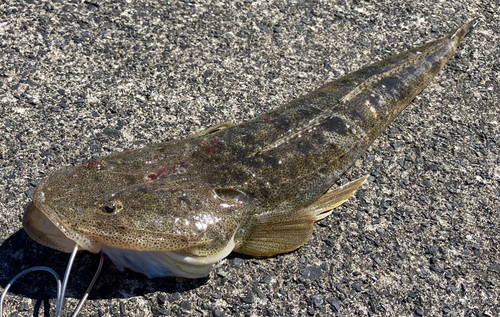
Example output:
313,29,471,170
23,149,251,256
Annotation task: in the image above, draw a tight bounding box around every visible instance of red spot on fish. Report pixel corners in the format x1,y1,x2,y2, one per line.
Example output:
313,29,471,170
200,139,217,155
156,167,168,179
145,167,168,181
86,159,106,170
263,117,271,122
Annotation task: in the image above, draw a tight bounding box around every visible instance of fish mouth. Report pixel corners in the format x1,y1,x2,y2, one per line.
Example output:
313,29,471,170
23,202,77,253
23,185,103,254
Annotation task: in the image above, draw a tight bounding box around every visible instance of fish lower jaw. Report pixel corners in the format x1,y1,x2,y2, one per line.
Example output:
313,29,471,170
68,232,102,253
23,202,102,253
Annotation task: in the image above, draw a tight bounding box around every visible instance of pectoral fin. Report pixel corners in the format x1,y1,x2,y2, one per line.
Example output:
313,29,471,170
234,209,317,257
234,175,368,257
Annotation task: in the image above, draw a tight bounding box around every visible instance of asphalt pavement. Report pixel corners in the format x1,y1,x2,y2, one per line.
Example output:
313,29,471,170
0,1,499,316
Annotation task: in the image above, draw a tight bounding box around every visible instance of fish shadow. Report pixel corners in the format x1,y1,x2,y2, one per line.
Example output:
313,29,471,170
0,229,210,302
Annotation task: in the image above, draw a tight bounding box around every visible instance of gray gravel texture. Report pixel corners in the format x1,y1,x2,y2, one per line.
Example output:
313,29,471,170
0,0,499,316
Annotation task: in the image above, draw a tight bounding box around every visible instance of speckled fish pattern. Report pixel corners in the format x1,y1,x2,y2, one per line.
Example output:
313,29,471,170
23,19,479,278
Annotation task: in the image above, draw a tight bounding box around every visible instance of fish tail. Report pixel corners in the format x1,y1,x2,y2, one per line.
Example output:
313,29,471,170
451,17,482,43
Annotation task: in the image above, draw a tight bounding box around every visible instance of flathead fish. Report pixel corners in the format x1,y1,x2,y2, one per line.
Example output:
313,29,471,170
23,19,479,278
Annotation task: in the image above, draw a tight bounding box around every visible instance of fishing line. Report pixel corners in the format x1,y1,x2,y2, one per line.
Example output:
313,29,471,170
71,253,103,317
0,244,103,317
56,244,79,316
0,266,62,316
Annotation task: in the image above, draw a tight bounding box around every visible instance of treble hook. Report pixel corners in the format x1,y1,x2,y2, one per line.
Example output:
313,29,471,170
0,244,103,317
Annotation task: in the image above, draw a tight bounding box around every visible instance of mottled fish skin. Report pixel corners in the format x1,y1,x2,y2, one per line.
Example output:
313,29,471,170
24,19,478,276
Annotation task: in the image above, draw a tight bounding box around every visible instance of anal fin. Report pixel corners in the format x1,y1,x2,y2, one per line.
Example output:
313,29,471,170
309,175,368,220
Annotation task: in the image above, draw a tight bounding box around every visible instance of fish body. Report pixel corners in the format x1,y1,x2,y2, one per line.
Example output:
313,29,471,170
23,19,478,278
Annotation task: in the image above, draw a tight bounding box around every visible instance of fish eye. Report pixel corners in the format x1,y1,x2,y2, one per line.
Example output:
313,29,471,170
100,201,123,214
103,205,115,213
